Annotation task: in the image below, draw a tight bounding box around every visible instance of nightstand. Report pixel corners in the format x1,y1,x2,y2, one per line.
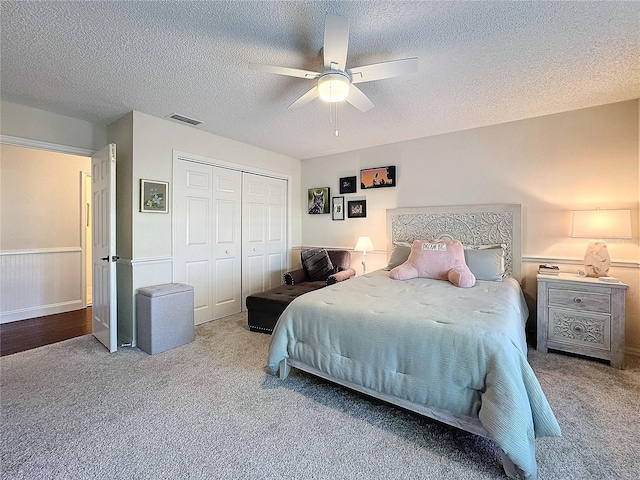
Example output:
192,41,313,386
537,273,627,368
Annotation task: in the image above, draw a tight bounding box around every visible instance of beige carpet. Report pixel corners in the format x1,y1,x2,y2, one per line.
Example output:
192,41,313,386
1,312,639,479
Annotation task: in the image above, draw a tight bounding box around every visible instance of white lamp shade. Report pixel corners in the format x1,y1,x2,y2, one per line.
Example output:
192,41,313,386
571,209,632,239
318,73,350,102
354,236,374,252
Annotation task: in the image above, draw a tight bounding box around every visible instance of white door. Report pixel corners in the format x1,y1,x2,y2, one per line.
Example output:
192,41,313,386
212,167,242,317
242,173,287,308
174,160,242,324
91,144,117,352
265,177,288,288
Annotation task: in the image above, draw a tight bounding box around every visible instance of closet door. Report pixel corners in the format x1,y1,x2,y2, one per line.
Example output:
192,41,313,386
211,167,242,318
265,176,287,288
241,173,287,308
174,160,242,324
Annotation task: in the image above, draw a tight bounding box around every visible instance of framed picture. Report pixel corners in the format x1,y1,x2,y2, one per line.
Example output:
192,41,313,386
331,196,345,221
308,187,330,214
339,176,357,194
347,200,367,218
360,166,396,189
140,179,169,213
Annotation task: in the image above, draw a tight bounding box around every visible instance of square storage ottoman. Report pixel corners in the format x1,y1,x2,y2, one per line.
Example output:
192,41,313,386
136,283,194,354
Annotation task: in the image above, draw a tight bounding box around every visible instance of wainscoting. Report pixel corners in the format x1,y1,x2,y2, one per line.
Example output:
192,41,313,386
0,248,85,323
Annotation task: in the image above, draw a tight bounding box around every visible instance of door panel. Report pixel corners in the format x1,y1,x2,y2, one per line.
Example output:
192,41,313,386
91,144,117,352
174,161,215,324
268,204,285,241
174,159,242,323
186,260,210,318
268,252,286,289
242,173,287,306
187,198,209,245
211,167,242,317
215,258,236,303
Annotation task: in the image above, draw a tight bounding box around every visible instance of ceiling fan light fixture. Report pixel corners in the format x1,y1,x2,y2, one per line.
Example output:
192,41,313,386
318,73,350,102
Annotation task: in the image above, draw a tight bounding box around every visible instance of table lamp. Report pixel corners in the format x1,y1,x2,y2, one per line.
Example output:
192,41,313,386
354,236,374,274
570,209,632,277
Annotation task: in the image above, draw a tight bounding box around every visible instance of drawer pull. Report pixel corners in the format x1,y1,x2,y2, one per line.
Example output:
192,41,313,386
574,297,582,303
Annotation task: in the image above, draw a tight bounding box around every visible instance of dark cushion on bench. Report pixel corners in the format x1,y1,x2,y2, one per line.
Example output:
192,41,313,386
246,282,324,333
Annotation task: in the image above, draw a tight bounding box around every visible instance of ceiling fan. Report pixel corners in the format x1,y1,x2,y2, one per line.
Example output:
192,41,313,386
249,14,418,113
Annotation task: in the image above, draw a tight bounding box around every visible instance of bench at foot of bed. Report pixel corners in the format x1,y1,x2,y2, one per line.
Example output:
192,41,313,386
246,283,323,333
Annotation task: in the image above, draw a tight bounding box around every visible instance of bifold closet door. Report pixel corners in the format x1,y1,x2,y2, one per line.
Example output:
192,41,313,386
242,173,287,309
174,160,242,324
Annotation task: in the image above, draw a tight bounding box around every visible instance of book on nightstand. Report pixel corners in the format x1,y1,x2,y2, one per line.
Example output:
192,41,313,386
538,264,560,275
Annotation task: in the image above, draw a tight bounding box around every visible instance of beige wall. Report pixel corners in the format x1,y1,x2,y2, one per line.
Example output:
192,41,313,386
0,144,90,249
1,100,106,151
301,100,640,354
115,111,302,261
107,111,302,344
0,144,91,321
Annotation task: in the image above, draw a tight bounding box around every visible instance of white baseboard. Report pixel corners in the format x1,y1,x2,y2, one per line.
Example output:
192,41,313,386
0,300,85,324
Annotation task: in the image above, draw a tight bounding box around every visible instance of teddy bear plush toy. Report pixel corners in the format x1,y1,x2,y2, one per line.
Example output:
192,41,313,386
389,239,476,288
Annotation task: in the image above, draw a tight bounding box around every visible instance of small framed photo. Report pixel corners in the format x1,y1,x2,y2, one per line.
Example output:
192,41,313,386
360,166,396,189
308,187,330,214
332,196,345,221
140,179,169,213
347,200,367,218
339,176,357,194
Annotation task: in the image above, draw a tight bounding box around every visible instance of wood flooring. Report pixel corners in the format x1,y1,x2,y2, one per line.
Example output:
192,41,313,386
0,308,92,357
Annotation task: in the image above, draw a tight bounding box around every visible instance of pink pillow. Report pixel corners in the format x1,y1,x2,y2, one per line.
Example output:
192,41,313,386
389,239,476,288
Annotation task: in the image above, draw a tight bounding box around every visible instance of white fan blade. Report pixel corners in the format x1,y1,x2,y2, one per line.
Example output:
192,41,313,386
345,85,374,112
288,86,319,109
348,57,418,84
323,14,349,71
249,63,321,79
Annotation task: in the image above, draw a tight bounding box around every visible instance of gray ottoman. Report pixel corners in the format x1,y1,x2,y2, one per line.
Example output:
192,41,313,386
136,283,194,354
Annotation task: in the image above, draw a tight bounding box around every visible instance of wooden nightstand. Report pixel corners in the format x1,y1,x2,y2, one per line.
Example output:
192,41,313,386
537,273,628,369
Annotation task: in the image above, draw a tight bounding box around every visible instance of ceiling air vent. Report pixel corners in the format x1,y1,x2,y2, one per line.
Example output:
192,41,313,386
166,113,203,126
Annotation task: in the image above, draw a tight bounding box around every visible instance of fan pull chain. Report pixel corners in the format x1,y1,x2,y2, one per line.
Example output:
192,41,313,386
327,101,339,137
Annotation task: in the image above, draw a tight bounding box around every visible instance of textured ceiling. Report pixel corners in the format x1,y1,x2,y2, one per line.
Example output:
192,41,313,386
1,1,639,160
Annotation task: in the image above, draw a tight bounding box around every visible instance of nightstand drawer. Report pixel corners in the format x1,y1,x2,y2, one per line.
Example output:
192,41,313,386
548,307,611,351
548,288,610,314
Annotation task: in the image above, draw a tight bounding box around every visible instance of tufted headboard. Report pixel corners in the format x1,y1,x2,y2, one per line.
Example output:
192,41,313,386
386,204,522,281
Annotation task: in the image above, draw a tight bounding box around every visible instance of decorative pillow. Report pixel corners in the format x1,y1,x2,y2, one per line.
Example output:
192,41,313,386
389,239,476,288
384,243,412,270
463,245,506,282
301,248,334,282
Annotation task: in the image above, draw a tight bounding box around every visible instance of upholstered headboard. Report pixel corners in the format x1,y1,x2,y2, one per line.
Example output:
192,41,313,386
386,204,522,281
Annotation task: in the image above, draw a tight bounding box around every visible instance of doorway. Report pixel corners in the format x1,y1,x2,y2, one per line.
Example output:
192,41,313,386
82,171,92,306
0,143,92,324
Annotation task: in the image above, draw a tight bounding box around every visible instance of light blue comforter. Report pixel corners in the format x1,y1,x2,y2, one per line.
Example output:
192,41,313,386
267,271,560,479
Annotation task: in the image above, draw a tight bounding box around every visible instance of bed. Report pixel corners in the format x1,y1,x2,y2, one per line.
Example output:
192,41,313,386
267,204,560,479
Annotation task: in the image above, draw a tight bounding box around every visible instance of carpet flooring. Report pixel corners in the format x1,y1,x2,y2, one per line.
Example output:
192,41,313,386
1,312,639,479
